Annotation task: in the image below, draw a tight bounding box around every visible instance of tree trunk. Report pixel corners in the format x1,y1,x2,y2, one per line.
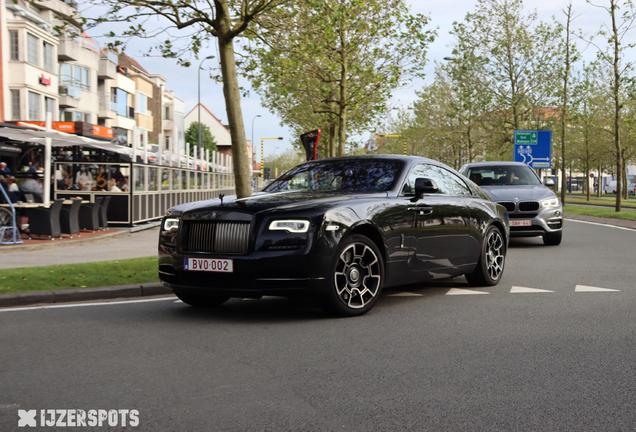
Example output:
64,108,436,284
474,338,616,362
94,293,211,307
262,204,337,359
597,163,601,198
610,0,622,211
217,7,251,199
328,122,336,158
560,5,572,205
337,32,348,157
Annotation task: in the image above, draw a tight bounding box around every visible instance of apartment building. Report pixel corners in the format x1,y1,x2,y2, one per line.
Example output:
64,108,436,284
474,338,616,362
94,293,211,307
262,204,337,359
3,0,63,123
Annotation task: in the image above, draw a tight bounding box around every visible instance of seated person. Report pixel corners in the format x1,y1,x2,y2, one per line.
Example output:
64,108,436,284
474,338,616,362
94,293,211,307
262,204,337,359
108,178,122,192
469,173,483,185
20,173,43,201
6,176,20,203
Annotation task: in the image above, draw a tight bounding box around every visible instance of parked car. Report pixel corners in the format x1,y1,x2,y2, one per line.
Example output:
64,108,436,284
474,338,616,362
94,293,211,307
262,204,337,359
460,161,563,246
159,155,509,317
628,183,636,195
604,180,617,194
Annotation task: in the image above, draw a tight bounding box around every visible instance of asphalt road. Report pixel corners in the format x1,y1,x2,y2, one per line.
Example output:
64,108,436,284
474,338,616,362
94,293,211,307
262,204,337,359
1,220,635,431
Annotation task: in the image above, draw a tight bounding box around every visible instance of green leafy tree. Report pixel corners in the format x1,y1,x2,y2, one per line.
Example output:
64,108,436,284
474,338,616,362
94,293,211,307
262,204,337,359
78,0,291,199
185,122,218,156
584,0,636,210
247,0,436,156
449,0,561,159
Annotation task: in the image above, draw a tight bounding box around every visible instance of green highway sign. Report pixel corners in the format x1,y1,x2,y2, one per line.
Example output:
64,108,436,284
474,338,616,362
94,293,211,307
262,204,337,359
514,130,538,145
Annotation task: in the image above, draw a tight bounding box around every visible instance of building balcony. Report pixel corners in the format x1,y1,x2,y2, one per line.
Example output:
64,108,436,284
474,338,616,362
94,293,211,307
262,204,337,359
58,85,82,108
57,37,81,62
162,119,174,131
98,58,116,80
99,98,117,119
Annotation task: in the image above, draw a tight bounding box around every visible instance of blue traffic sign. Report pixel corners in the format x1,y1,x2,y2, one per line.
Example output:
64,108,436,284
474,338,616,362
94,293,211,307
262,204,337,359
514,130,552,169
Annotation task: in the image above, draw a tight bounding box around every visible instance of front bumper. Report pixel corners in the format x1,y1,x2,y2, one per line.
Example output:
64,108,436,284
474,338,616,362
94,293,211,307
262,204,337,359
159,247,332,298
507,206,563,238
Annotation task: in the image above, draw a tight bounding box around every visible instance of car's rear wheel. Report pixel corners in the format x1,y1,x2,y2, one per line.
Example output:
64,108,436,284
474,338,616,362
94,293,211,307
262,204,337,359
174,290,230,307
465,225,505,286
543,231,562,246
321,235,384,317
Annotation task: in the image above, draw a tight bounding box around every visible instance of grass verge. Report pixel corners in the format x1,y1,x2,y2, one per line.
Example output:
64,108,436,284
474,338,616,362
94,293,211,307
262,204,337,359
564,195,636,208
0,256,159,294
564,205,636,222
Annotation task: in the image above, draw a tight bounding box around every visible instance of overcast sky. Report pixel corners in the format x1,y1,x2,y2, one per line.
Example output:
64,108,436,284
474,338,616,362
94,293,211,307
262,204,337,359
85,0,621,160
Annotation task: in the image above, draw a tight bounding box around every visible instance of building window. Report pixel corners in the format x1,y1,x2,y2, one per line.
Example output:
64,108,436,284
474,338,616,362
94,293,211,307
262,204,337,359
136,92,149,115
165,106,171,120
43,42,54,72
28,91,40,120
11,90,20,120
59,63,90,90
27,33,39,66
60,110,90,122
45,97,55,116
115,88,128,117
9,30,19,61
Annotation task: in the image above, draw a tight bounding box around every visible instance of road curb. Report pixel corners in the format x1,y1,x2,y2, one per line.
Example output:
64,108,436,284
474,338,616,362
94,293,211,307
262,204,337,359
0,229,132,254
0,282,173,308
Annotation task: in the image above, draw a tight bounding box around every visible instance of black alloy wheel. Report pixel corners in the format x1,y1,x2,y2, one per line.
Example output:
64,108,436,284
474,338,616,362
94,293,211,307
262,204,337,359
465,225,505,286
174,290,230,307
322,234,384,317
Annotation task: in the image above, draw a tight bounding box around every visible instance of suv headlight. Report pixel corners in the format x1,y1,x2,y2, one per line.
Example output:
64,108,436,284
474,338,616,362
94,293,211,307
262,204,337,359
269,220,310,233
541,197,560,208
162,217,180,232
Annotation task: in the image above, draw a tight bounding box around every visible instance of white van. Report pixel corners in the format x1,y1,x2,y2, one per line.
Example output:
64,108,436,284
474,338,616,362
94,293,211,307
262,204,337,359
604,181,617,194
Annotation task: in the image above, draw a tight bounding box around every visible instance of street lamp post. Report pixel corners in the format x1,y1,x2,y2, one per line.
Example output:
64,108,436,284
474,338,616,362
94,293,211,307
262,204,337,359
261,137,284,179
198,55,214,169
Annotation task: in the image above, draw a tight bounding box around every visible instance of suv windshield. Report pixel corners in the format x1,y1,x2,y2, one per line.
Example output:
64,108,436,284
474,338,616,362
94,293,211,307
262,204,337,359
263,159,403,193
466,165,542,186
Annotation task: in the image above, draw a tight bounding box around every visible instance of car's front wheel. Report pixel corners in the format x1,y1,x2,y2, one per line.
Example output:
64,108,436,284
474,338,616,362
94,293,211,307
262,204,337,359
321,235,384,317
465,225,506,286
174,290,230,307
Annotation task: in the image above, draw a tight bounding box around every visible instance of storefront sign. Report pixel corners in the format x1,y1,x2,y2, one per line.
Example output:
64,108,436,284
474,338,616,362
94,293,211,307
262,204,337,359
14,121,115,140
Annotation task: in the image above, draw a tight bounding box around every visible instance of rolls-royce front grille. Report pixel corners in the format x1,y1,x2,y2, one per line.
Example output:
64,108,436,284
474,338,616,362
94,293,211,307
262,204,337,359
519,201,540,212
499,202,516,212
183,221,250,254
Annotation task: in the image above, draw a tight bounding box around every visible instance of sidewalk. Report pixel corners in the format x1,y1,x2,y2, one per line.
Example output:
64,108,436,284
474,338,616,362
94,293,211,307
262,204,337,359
1,214,635,308
0,226,160,269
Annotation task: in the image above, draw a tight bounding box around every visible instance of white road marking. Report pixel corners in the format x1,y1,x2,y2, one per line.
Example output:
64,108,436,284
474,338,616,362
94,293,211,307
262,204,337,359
566,219,636,232
510,286,555,293
446,288,489,295
174,300,183,303
575,285,620,292
387,292,423,297
0,297,176,313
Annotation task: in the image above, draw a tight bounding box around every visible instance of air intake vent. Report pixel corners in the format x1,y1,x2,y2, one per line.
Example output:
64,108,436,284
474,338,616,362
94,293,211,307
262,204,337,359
519,201,540,212
183,221,250,254
498,202,516,212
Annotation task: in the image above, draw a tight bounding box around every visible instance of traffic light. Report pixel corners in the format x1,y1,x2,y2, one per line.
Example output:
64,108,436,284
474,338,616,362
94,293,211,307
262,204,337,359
264,167,271,179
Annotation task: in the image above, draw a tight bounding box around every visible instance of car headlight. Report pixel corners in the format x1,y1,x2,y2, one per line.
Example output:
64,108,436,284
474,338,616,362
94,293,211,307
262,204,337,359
269,220,310,233
541,197,560,208
162,217,180,232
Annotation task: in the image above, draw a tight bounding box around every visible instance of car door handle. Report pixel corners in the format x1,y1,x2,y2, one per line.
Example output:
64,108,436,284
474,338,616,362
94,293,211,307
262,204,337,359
408,206,433,215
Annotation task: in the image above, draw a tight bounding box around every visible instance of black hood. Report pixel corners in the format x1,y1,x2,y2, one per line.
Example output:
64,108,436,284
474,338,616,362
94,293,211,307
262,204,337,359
169,190,387,217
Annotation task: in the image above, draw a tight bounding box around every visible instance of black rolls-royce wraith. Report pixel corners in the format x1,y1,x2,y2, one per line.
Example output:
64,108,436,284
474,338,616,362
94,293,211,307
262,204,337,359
159,155,509,316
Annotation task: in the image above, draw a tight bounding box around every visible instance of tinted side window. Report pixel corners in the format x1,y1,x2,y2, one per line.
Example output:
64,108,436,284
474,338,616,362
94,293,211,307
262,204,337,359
405,164,472,196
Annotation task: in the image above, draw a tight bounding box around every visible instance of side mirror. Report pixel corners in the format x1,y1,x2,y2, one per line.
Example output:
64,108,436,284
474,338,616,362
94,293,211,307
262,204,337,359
414,177,438,200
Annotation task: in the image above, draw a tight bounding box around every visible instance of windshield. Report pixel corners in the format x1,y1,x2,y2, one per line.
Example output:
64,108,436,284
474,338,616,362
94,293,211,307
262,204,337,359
465,165,542,186
263,159,404,193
